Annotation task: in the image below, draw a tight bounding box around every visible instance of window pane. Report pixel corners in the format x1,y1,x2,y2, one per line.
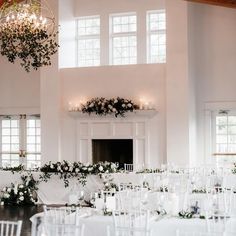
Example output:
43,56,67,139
216,116,227,125
77,16,100,67
147,10,166,64
216,135,227,144
216,125,227,134
112,14,136,33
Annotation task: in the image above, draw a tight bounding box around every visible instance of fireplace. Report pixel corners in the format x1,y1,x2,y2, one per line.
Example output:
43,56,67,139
92,139,133,167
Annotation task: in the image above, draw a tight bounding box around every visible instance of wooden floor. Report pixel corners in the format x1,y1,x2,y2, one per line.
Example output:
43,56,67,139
0,205,44,236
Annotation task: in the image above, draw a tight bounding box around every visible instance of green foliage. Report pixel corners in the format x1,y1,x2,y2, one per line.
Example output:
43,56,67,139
81,97,139,117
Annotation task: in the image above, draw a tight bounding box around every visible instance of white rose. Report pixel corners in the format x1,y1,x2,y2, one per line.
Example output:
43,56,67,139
122,104,126,108
19,185,24,189
114,99,118,103
19,196,24,201
19,192,23,196
112,108,116,112
0,202,4,206
69,167,73,172
4,193,10,198
82,167,87,171
89,103,94,108
98,166,103,172
105,183,109,187
50,164,54,169
88,167,93,172
111,163,117,169
2,187,6,192
7,188,11,193
64,166,68,171
105,170,109,173
75,168,79,173
127,103,132,108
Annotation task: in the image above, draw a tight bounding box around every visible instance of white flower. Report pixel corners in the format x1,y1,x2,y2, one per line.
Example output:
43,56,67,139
82,167,87,171
88,167,93,172
19,192,23,196
111,163,117,169
89,103,94,108
122,104,126,108
19,196,24,201
57,166,61,171
64,166,68,171
98,166,103,172
75,168,79,173
0,202,4,206
69,167,73,172
4,193,10,198
85,163,89,167
50,164,54,169
108,105,113,109
114,99,118,103
105,183,109,187
105,170,109,173
112,108,117,112
14,185,18,195
2,187,6,192
127,103,132,108
19,185,24,189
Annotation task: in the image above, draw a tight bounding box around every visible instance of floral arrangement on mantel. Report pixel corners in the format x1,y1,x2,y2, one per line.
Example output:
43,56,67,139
1,173,38,206
80,97,139,117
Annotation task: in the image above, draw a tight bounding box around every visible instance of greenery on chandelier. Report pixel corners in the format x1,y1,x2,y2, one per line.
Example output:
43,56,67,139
0,0,59,72
81,97,139,117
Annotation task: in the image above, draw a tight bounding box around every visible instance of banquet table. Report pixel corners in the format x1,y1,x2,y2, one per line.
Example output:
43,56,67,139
30,209,210,236
0,170,236,205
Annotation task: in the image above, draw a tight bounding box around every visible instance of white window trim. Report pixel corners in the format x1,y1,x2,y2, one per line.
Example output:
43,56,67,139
204,101,236,166
0,114,41,169
76,15,101,67
109,12,137,65
146,9,166,64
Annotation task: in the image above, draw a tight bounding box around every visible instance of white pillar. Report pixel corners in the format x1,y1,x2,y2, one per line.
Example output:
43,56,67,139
165,0,196,167
40,0,61,164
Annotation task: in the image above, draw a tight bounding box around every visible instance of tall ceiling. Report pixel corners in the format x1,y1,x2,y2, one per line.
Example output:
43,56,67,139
185,0,236,8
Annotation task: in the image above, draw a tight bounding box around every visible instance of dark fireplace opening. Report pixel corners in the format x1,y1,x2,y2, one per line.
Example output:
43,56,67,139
92,139,133,167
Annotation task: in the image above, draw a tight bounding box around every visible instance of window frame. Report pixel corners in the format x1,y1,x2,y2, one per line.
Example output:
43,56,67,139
146,9,166,64
76,15,101,67
109,12,137,65
0,115,41,169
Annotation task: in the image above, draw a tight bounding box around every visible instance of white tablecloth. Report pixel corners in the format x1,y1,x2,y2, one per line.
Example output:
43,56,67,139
0,171,236,205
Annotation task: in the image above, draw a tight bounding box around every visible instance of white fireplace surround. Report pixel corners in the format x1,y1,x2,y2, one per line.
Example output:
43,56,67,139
71,110,158,169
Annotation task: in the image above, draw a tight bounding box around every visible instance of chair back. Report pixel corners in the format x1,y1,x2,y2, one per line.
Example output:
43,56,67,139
0,220,22,236
124,164,134,172
110,210,151,236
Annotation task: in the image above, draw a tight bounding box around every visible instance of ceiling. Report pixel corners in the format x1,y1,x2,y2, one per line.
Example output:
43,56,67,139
0,0,235,10
184,0,236,8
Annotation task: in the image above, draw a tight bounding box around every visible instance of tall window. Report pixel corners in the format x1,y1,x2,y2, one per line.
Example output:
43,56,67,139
0,115,41,169
77,16,100,67
147,10,166,63
110,13,137,65
214,113,236,154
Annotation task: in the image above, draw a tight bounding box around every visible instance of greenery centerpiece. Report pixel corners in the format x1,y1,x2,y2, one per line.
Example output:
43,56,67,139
81,97,139,117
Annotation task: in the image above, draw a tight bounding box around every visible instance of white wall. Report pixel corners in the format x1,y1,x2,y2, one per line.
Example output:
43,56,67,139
60,64,166,166
189,3,236,164
0,55,40,115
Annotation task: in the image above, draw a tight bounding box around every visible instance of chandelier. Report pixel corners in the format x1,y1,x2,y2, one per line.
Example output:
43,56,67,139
0,0,59,72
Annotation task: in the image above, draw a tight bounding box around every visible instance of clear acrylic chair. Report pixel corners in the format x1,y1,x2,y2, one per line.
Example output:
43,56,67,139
107,210,151,236
42,205,84,236
0,220,22,236
124,164,134,172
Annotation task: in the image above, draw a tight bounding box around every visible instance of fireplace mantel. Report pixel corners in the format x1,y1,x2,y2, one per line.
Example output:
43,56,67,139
69,109,158,119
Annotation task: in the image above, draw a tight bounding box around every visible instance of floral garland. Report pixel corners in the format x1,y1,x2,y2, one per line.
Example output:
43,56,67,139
81,97,139,117
40,161,121,187
1,173,38,206
232,163,236,174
